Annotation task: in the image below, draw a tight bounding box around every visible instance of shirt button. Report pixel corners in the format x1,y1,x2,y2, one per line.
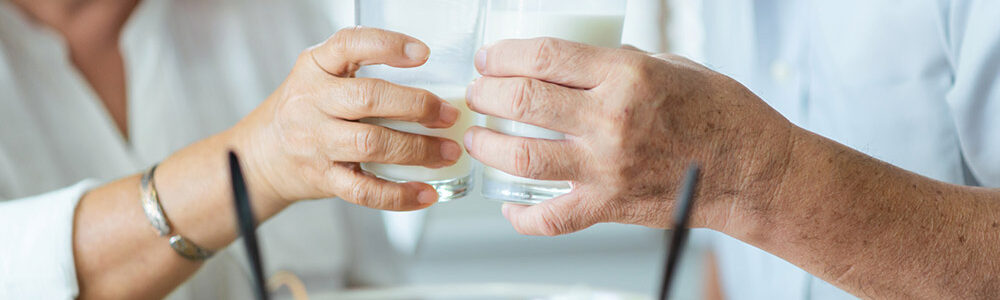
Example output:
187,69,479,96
770,60,792,84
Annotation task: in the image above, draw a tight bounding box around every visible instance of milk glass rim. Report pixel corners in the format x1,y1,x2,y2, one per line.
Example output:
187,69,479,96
486,0,628,13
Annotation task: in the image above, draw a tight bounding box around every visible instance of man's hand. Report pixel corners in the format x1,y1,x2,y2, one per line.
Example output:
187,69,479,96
465,38,796,235
466,37,1000,299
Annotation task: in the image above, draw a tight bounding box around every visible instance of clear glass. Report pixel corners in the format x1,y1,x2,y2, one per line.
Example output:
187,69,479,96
481,0,627,204
356,0,485,201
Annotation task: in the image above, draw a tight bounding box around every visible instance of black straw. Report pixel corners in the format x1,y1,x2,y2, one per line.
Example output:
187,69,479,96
228,151,269,300
658,164,701,300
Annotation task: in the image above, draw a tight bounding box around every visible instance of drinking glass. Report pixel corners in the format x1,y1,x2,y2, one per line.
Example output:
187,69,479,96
480,0,627,204
356,0,485,201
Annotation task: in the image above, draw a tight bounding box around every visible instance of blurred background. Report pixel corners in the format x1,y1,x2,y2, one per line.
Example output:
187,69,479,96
323,1,716,299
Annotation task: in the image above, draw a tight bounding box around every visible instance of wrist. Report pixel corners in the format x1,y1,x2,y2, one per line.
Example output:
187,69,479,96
704,121,805,239
224,115,292,210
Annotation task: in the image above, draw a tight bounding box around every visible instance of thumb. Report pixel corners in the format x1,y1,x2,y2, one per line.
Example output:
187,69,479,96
501,192,596,236
309,26,430,77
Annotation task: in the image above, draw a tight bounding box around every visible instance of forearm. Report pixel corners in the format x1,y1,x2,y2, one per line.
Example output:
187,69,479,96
724,128,1000,298
72,128,288,299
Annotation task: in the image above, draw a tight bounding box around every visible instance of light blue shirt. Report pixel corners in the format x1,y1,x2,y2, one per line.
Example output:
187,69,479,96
699,0,1000,298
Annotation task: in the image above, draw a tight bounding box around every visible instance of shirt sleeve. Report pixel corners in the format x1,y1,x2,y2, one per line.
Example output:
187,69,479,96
0,180,100,299
944,0,1000,187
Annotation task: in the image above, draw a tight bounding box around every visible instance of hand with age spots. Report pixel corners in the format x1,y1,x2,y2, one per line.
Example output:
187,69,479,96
463,37,1000,299
464,37,796,236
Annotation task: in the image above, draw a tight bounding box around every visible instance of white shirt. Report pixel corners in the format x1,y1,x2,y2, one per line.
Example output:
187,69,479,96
0,0,399,298
699,0,1000,298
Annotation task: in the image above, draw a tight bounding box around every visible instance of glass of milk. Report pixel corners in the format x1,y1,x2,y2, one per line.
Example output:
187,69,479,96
480,0,626,204
356,0,485,201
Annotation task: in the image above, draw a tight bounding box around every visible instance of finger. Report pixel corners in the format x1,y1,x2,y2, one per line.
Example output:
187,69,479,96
501,191,597,236
464,126,583,180
468,76,592,135
322,78,460,128
309,26,430,76
328,164,438,210
329,121,462,168
475,37,617,89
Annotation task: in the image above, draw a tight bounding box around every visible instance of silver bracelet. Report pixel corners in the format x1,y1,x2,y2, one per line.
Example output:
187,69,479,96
140,164,214,261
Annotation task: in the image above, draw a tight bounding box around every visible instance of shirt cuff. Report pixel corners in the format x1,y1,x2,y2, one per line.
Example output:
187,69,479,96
0,179,101,299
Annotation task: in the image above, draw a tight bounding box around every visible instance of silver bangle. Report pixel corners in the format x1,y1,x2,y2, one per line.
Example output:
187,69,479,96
140,164,171,236
140,164,214,261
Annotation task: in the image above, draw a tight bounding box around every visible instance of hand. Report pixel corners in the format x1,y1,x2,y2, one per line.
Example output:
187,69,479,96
231,27,463,211
465,38,796,235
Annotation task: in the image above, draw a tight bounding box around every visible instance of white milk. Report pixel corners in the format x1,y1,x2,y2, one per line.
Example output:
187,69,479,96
484,11,625,49
362,85,473,182
482,11,624,190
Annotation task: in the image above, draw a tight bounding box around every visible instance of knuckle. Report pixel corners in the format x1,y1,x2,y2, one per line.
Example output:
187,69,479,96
347,177,370,203
509,78,535,120
617,58,644,82
530,38,559,75
512,139,538,178
331,27,358,46
535,206,566,236
392,133,435,165
314,27,367,75
373,185,406,211
617,55,656,86
588,197,619,223
354,127,383,159
598,92,639,140
657,52,685,62
414,90,440,122
360,187,391,209
421,137,442,162
369,186,394,210
401,135,432,163
333,26,395,55
345,178,395,210
348,79,383,113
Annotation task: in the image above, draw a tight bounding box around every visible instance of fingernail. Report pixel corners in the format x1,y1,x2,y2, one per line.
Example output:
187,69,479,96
466,79,477,101
463,130,475,152
441,141,462,162
418,188,438,204
438,102,459,125
474,47,487,73
405,42,429,61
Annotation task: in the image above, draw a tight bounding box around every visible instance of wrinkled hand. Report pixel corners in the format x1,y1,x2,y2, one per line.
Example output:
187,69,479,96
465,38,796,235
232,27,463,211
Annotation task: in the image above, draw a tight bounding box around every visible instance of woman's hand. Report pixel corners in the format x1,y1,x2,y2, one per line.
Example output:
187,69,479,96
232,27,462,211
464,38,796,235
71,27,463,299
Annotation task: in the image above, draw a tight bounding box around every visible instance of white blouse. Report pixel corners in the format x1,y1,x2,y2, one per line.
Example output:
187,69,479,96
0,0,399,298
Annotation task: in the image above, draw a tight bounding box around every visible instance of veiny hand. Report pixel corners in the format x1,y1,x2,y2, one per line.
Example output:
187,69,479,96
231,27,463,211
465,38,797,235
